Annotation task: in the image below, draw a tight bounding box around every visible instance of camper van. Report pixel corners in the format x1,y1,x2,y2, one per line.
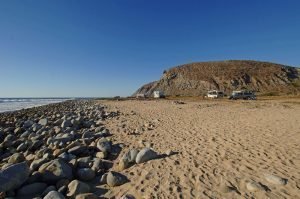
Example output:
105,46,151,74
206,90,224,99
229,90,256,100
153,91,165,98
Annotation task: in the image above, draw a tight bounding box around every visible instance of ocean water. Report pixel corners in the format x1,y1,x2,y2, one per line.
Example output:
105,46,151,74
0,98,70,113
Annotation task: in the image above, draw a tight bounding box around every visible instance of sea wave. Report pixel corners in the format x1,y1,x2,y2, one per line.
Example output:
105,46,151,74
0,98,70,113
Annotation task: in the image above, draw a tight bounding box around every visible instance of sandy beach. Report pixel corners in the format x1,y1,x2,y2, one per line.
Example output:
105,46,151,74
100,98,300,199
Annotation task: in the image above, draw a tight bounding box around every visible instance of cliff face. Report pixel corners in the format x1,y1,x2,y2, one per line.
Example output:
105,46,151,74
134,60,300,96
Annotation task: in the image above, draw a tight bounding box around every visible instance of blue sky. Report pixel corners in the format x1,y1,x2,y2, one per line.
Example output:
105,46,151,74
0,0,299,97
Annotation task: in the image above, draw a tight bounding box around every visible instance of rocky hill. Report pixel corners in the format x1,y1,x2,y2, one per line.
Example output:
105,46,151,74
134,60,300,96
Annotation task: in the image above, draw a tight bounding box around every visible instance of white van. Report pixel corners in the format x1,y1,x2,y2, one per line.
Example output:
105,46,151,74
207,90,224,99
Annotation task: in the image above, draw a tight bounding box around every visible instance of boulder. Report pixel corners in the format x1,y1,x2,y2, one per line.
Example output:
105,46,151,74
135,148,158,164
38,159,73,183
119,149,139,170
264,174,287,185
0,162,30,192
30,157,49,171
39,118,48,126
61,120,72,128
68,146,89,156
17,182,47,197
8,153,25,164
67,180,90,198
246,181,266,192
107,171,128,187
44,191,65,199
96,138,111,153
77,168,95,181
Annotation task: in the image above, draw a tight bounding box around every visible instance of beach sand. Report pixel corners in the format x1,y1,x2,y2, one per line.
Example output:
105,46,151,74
100,98,300,199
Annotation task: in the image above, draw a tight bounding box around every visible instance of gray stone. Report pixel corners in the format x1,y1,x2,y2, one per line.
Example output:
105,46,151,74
8,153,25,164
264,174,287,185
61,120,72,128
77,157,91,168
96,138,111,153
135,148,158,164
119,149,139,171
91,158,102,171
39,118,48,126
17,143,28,152
44,191,65,199
17,182,47,196
38,159,73,183
67,180,90,198
23,120,34,128
246,181,266,192
14,127,23,134
30,157,49,171
76,168,95,181
68,146,88,156
41,185,56,197
0,162,30,192
99,173,108,185
107,171,128,187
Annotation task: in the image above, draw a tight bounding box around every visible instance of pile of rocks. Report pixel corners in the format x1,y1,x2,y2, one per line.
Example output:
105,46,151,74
0,100,142,199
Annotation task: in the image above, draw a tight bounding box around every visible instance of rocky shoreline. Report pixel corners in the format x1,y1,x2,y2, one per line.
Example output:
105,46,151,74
0,100,159,199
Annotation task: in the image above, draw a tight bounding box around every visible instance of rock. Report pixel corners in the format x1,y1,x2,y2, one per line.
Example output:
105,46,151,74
38,159,73,183
27,171,43,184
0,162,30,192
8,153,25,164
56,179,70,190
41,185,56,197
91,158,102,172
14,127,23,134
135,148,158,164
95,151,107,159
39,118,48,126
28,140,43,151
246,181,266,192
17,182,47,196
58,185,68,195
96,138,112,153
23,120,34,128
75,193,98,199
44,191,65,199
67,180,90,198
68,146,89,156
30,157,49,171
76,168,95,181
17,143,28,152
77,157,92,168
61,120,72,128
264,174,287,185
99,173,108,185
119,149,138,171
107,171,128,187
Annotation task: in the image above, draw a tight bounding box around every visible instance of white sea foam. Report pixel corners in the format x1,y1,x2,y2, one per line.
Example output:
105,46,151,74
0,98,70,113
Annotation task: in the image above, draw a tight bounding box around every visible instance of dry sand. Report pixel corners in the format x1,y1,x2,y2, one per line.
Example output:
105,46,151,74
99,99,300,199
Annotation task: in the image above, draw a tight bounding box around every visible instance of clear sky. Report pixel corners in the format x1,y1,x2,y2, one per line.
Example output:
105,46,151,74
0,0,299,97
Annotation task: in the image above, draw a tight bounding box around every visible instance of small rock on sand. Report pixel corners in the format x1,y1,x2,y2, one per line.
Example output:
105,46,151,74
107,171,128,187
135,148,158,164
264,174,287,185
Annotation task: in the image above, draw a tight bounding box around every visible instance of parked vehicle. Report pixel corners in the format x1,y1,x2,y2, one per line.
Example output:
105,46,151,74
229,90,256,100
206,90,224,99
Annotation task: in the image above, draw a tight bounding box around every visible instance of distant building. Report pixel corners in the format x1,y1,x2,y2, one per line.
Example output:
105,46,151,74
153,91,164,98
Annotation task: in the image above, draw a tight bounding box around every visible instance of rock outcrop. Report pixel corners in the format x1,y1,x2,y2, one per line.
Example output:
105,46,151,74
134,60,300,96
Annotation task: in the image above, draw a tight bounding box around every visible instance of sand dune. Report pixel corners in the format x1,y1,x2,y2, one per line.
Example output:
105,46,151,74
100,99,300,199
